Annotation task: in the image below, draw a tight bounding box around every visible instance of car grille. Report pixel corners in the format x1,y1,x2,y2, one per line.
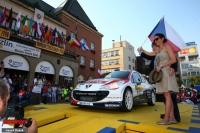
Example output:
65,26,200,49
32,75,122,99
72,91,109,102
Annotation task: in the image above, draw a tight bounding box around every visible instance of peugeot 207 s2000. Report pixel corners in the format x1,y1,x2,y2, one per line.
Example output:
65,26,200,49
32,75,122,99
71,70,156,111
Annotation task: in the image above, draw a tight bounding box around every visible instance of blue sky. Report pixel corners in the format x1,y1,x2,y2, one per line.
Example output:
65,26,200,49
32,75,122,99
43,0,200,56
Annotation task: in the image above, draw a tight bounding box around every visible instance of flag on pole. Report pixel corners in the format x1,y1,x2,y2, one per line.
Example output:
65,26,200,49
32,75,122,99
0,7,6,24
15,11,21,29
80,39,89,51
6,8,12,23
148,17,186,53
29,18,32,34
98,69,103,76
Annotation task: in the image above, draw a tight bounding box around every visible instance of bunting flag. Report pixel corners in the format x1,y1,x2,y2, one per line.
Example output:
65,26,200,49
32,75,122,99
37,21,42,36
0,7,6,24
57,31,63,44
66,34,74,46
29,18,32,34
32,21,37,33
40,23,46,39
62,32,66,44
80,39,89,51
15,11,21,30
6,8,12,23
23,20,28,33
52,28,57,43
45,25,48,34
48,27,53,43
21,15,27,26
98,69,103,76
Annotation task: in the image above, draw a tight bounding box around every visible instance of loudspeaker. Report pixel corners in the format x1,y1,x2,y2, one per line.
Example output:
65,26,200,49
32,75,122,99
57,59,60,65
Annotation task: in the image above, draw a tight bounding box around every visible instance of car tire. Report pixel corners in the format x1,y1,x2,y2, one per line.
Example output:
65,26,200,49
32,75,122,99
147,91,156,106
121,88,133,112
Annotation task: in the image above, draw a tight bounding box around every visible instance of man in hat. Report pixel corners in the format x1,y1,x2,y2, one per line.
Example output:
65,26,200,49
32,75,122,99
137,42,180,122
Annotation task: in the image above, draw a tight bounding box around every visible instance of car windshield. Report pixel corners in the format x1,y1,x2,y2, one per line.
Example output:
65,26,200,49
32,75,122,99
104,71,130,79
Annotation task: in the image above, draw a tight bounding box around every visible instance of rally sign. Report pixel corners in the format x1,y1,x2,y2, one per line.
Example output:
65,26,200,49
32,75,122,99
0,38,41,58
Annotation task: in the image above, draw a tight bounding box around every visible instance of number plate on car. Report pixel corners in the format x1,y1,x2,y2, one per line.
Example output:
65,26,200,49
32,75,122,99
77,101,93,106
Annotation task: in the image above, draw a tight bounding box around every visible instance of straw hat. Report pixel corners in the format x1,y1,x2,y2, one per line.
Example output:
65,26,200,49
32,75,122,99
149,69,163,84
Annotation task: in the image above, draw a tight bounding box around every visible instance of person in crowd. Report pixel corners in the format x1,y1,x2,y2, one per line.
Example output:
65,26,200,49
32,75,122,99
27,86,33,104
42,84,48,104
17,75,23,89
140,33,179,125
18,87,26,102
0,60,5,78
190,84,197,104
12,75,19,95
47,84,52,103
52,83,57,103
30,82,42,105
138,42,180,122
57,85,62,103
3,73,12,109
0,79,38,133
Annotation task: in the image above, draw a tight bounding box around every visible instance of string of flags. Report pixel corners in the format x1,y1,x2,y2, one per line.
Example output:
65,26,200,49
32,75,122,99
0,7,90,51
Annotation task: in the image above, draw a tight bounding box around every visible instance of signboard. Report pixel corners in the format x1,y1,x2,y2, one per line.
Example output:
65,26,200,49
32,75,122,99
35,61,55,74
36,41,64,55
180,47,197,55
34,8,44,24
0,38,41,58
2,55,30,71
0,28,10,39
186,42,196,46
59,66,73,77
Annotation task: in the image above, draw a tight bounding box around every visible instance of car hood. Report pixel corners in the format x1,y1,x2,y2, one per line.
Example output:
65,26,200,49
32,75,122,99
76,78,122,91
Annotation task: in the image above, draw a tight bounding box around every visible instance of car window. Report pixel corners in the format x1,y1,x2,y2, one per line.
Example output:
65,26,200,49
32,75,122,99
105,71,130,79
131,72,142,83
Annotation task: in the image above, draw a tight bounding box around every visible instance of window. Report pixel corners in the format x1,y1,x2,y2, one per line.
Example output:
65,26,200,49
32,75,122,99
91,42,95,50
129,65,131,69
180,57,185,62
80,56,85,65
191,72,196,76
115,50,119,56
189,56,198,61
197,71,200,76
111,51,114,56
128,57,131,61
132,59,134,63
90,59,94,68
131,72,142,83
133,67,135,70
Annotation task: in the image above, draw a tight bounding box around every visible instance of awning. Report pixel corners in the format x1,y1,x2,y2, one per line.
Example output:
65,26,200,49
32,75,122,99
35,61,55,74
59,66,73,77
2,55,29,71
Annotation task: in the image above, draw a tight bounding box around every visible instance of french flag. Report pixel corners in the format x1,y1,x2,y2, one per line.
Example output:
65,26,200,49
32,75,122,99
148,17,186,53
98,69,103,76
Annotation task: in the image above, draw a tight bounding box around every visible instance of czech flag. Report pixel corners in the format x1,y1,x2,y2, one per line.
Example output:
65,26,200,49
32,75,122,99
148,17,186,53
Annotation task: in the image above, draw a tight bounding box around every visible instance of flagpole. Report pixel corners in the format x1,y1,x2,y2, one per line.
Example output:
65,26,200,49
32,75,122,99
74,16,78,55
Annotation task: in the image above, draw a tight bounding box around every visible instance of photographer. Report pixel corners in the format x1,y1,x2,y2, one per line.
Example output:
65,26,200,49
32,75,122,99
0,79,38,133
0,60,5,78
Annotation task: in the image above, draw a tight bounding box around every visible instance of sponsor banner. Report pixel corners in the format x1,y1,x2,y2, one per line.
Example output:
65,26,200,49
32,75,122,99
180,47,197,55
59,66,73,77
35,61,55,74
2,55,29,71
36,41,64,55
34,8,44,24
0,38,41,58
0,28,10,39
186,42,195,46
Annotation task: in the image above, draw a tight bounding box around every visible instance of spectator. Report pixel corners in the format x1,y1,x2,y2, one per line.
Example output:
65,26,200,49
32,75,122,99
3,73,12,109
0,60,4,78
30,82,42,105
190,84,197,104
18,87,26,102
42,84,48,104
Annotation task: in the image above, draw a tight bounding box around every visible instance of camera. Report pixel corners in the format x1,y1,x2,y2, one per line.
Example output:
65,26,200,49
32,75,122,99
7,100,32,128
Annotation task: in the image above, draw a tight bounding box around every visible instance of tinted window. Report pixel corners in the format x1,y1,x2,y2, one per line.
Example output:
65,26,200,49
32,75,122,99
105,71,130,79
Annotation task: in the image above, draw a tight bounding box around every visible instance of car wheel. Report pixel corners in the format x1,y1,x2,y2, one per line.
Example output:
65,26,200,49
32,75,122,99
121,88,133,112
147,91,156,106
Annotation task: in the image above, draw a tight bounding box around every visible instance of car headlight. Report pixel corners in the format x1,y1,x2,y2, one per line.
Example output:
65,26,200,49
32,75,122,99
100,81,124,90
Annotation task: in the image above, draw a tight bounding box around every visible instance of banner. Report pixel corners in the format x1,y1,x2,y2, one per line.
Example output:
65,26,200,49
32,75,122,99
34,8,44,24
0,28,10,39
0,38,41,58
36,41,64,55
180,47,197,55
59,66,73,77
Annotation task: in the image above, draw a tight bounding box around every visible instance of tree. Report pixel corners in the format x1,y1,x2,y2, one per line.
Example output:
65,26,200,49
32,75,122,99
176,77,183,87
190,76,200,85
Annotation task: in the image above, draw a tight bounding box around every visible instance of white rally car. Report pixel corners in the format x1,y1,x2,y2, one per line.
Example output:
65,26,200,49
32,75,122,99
71,70,156,111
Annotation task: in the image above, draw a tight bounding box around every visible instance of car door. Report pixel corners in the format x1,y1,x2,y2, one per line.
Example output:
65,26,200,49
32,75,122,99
130,72,142,96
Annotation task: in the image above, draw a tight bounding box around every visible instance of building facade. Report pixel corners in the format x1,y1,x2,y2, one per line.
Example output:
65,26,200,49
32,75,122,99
0,0,103,86
178,42,200,86
101,41,136,73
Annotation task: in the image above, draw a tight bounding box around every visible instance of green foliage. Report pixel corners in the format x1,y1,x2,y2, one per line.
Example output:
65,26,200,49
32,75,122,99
190,76,200,85
176,77,183,87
